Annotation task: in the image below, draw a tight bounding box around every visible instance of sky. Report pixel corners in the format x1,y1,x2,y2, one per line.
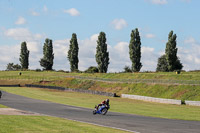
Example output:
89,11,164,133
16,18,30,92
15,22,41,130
0,0,200,72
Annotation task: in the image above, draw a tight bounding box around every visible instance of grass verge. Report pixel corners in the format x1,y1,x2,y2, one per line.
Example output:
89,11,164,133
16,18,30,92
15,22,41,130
0,104,7,108
1,87,200,121
0,115,129,133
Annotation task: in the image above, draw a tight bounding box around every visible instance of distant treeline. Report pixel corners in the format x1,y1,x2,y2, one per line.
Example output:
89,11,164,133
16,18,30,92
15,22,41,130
6,29,183,73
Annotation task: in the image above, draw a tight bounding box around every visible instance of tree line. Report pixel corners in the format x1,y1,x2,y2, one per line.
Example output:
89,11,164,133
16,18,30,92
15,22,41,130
6,29,183,73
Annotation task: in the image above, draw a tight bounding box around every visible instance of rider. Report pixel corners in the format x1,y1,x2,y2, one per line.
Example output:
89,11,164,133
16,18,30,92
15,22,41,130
96,99,110,110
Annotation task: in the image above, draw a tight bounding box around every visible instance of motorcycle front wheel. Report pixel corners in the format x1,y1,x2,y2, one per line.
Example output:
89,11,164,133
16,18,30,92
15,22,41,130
101,108,108,115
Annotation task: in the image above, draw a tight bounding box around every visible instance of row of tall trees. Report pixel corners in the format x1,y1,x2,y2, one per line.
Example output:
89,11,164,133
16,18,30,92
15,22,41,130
16,29,182,72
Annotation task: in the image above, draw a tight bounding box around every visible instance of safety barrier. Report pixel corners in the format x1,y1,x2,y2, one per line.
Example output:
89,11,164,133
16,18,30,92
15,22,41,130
25,84,65,90
185,100,200,106
25,84,116,97
121,94,182,105
0,84,20,87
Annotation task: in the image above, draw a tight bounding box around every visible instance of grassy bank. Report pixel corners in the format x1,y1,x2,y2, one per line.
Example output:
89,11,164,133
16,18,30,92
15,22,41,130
0,115,129,133
1,87,200,121
1,70,200,81
1,71,200,100
36,78,200,101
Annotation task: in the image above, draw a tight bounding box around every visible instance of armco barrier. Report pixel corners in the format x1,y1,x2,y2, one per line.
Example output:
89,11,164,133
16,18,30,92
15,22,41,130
25,84,116,97
121,94,181,105
185,100,200,106
0,84,20,87
25,84,65,90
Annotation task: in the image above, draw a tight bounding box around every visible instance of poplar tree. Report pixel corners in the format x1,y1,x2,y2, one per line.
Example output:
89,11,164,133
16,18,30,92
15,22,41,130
95,32,109,73
129,28,142,72
68,33,79,72
165,31,183,71
19,41,29,69
40,38,54,70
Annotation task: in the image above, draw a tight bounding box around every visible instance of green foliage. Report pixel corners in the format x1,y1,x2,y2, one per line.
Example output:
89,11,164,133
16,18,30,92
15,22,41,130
156,55,169,72
129,28,142,72
35,69,42,72
174,57,183,71
6,63,21,71
40,38,54,70
95,32,109,73
19,42,29,69
165,31,183,71
123,66,132,73
85,66,99,73
68,33,79,72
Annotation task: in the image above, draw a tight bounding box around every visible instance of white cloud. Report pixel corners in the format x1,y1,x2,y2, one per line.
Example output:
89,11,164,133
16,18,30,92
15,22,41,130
90,34,98,42
4,28,44,41
31,11,40,16
145,33,156,38
149,0,168,5
141,47,158,71
111,19,128,30
15,17,26,25
178,38,200,71
184,37,196,44
0,45,20,63
43,5,48,12
64,8,80,16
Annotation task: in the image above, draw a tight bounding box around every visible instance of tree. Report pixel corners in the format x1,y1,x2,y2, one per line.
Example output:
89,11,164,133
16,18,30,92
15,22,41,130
68,33,79,72
129,28,142,72
95,32,109,73
165,30,183,71
174,57,183,71
156,55,169,72
84,66,99,73
123,66,132,73
40,38,54,70
19,41,29,69
6,63,21,71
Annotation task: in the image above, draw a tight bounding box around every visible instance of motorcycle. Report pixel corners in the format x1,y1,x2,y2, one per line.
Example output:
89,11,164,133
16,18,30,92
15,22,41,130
93,105,110,115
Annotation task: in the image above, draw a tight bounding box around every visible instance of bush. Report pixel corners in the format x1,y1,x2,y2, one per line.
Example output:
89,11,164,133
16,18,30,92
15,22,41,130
85,66,99,73
57,70,65,72
6,63,21,71
156,55,169,72
35,69,42,72
123,66,132,73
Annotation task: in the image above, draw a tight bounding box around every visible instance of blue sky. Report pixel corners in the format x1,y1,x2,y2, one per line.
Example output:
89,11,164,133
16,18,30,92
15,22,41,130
0,0,200,72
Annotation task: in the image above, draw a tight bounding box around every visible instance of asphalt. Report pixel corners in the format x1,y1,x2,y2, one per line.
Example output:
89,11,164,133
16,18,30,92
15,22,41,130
1,91,200,133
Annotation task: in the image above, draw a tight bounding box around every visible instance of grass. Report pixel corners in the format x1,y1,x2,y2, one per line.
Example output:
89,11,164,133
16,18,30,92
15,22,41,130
34,78,200,101
0,104,7,108
1,87,200,121
1,70,200,81
1,71,200,101
0,115,129,133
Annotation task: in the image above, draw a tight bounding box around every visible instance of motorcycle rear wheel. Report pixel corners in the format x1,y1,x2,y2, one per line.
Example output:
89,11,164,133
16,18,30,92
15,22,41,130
93,110,96,115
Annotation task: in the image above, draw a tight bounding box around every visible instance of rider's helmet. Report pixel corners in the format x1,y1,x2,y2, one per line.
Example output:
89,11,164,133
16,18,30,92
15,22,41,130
106,99,109,103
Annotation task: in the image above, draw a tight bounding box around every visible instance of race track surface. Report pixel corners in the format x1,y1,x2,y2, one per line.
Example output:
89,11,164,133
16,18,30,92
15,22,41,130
1,91,200,133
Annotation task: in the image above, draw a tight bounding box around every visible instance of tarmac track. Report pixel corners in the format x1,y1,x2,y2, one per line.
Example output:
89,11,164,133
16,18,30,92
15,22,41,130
1,91,200,133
